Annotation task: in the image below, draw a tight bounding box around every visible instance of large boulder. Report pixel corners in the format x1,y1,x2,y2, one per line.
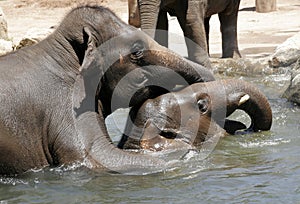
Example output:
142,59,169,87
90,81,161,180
0,7,8,40
16,27,54,49
282,59,300,104
268,32,300,68
0,39,13,55
0,7,13,55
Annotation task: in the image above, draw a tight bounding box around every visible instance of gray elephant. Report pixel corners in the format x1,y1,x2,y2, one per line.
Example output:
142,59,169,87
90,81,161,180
118,79,272,151
0,6,215,175
128,0,242,67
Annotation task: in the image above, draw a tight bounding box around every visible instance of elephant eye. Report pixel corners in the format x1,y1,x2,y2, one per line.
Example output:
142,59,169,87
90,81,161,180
197,98,209,114
130,41,145,63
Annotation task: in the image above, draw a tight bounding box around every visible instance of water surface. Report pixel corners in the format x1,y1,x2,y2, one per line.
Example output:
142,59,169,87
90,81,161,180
1,74,300,203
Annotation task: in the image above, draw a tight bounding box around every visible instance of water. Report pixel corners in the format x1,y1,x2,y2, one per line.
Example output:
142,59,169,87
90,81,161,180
1,74,300,203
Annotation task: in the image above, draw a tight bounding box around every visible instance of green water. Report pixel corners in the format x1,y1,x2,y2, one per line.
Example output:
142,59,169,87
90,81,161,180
1,74,300,203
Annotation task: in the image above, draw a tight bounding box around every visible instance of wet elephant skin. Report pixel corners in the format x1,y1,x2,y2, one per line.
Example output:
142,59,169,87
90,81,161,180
0,6,215,175
119,79,272,151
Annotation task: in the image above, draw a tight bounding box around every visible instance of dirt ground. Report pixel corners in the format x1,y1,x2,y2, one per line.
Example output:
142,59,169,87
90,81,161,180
0,0,300,59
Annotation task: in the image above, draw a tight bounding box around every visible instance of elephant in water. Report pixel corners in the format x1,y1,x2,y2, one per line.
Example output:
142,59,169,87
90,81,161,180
118,79,272,151
0,6,215,176
128,0,242,67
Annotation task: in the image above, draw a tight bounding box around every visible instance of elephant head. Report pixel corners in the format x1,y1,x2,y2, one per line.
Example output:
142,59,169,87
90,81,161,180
92,33,215,117
118,79,272,151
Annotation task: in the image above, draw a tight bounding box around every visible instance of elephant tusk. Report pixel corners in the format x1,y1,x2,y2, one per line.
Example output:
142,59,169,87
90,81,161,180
119,54,124,65
238,94,250,106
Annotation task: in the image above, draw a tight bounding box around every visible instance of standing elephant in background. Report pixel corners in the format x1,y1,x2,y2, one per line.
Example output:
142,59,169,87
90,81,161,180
0,6,215,176
128,0,242,67
119,79,272,151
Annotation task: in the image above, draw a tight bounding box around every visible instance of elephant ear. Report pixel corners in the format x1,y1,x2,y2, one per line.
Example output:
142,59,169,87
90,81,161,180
73,27,104,117
79,26,97,72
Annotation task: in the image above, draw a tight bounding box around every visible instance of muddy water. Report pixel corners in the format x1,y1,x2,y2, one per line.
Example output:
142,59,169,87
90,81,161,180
1,73,300,203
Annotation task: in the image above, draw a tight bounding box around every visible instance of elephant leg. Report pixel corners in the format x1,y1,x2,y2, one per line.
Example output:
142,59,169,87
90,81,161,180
128,0,141,28
178,1,211,68
154,10,168,48
218,12,241,58
204,16,211,56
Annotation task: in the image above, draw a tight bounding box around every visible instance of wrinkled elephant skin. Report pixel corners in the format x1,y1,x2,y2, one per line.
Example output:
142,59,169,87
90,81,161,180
0,6,215,175
128,0,242,66
119,79,272,151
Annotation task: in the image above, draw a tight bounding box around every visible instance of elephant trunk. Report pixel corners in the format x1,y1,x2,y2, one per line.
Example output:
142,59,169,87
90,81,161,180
138,0,160,38
145,42,215,84
223,79,272,131
196,79,272,132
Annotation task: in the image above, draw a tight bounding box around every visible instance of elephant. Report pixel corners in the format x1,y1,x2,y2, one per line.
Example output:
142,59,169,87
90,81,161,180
128,0,141,28
118,79,272,151
128,0,242,67
0,6,215,175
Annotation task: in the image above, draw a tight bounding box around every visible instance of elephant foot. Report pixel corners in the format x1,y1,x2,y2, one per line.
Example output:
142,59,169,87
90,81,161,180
222,49,242,59
233,50,242,59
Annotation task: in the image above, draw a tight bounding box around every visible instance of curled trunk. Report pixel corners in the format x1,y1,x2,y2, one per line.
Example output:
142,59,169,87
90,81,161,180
223,79,272,131
193,79,272,131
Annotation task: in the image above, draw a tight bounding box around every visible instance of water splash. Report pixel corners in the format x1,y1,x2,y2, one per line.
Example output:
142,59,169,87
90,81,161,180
238,138,291,148
0,177,28,185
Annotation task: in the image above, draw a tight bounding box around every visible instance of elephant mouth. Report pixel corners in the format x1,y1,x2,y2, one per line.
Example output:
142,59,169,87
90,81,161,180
140,125,195,152
159,129,192,144
140,134,193,152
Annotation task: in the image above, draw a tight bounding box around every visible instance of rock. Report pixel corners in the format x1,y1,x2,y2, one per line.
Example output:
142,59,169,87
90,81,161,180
0,7,8,40
16,27,54,49
268,32,300,68
282,58,300,104
0,39,13,55
211,57,279,77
